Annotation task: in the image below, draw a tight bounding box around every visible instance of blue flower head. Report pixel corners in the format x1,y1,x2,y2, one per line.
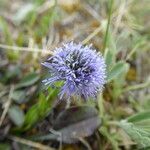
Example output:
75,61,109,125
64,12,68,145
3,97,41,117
42,42,106,100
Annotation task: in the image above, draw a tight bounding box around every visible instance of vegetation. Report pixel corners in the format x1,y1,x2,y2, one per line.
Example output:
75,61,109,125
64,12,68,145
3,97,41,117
0,0,149,149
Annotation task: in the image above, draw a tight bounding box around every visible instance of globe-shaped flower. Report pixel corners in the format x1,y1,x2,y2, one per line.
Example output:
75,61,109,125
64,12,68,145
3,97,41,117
42,42,106,100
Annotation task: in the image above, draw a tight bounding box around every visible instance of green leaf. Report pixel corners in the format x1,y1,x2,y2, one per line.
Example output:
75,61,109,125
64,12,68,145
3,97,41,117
22,105,39,130
107,61,128,82
37,93,51,118
8,105,25,126
142,95,150,110
119,120,150,147
22,86,59,130
10,90,26,104
0,17,13,44
104,48,115,70
1,65,21,83
127,111,150,123
16,73,40,89
13,3,35,25
113,62,129,85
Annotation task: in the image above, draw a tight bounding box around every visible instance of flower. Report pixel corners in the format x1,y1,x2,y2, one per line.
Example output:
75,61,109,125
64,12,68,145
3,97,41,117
42,42,106,100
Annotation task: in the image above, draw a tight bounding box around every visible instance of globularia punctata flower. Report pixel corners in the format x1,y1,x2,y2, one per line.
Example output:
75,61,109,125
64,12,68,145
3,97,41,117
42,42,106,100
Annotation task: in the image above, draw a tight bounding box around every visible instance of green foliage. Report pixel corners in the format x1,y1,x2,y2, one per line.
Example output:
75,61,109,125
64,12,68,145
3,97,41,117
0,65,21,83
21,85,60,130
118,111,150,148
8,105,25,126
0,144,11,150
98,0,149,149
107,61,129,82
0,17,13,44
104,48,115,69
100,126,119,150
127,111,150,123
0,0,149,149
119,120,150,148
16,72,40,89
12,3,35,25
22,104,39,130
10,90,26,104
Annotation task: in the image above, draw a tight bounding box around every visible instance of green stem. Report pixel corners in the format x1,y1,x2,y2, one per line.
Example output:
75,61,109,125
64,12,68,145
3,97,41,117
99,126,119,150
98,93,104,119
103,0,114,51
123,81,150,92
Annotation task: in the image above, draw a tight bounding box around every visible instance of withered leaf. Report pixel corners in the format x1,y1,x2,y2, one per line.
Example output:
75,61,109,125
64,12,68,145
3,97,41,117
34,106,101,143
